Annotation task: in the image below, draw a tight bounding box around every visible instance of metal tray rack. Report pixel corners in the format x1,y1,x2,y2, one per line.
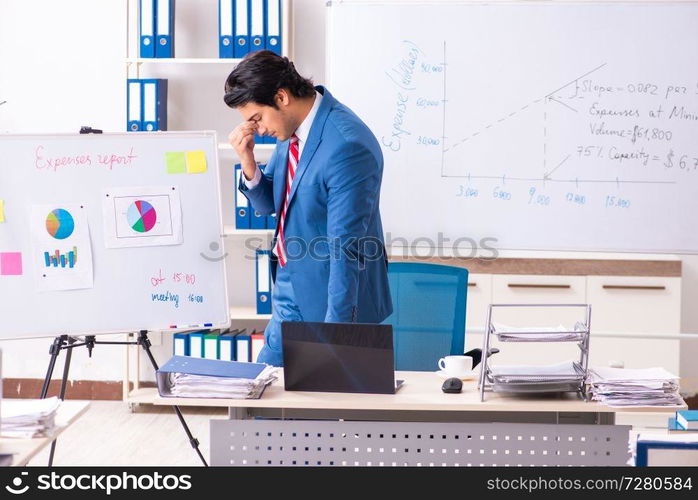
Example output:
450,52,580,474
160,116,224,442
478,304,592,402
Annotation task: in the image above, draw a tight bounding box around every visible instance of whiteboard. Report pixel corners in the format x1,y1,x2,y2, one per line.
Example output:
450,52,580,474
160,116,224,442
327,1,698,253
0,132,229,338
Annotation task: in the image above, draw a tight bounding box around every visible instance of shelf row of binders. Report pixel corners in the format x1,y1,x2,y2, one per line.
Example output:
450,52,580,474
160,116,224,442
125,81,277,143
235,164,277,229
173,328,264,363
138,0,283,59
127,78,167,131
220,0,283,58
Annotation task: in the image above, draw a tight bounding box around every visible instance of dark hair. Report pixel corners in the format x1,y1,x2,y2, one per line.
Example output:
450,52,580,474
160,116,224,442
223,51,315,109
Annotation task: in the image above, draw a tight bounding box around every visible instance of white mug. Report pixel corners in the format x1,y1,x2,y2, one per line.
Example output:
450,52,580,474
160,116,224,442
438,355,473,375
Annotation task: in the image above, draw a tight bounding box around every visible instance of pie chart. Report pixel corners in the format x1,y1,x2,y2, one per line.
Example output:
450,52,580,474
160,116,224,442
127,200,157,233
46,209,75,240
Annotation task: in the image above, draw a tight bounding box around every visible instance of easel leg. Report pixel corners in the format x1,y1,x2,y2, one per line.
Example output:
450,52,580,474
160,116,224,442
47,336,77,466
137,331,208,466
39,332,208,466
40,335,68,399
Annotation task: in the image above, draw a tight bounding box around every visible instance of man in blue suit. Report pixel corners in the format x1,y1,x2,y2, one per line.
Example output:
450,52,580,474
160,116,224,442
224,51,392,366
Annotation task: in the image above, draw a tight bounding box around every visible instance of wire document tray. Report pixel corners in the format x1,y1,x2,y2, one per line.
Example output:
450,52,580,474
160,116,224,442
478,304,592,402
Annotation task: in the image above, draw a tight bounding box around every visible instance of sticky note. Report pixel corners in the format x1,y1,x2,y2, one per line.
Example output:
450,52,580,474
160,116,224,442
0,199,5,222
0,252,23,276
185,150,207,174
165,152,186,174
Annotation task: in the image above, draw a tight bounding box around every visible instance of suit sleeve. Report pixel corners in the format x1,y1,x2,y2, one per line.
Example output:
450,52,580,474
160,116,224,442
239,149,278,215
324,141,381,323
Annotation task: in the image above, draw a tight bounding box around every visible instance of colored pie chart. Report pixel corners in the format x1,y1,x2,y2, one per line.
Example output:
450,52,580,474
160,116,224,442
127,200,157,233
46,209,75,240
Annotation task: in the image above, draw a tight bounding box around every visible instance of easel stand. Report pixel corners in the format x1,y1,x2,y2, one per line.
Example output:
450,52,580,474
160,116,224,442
40,330,207,466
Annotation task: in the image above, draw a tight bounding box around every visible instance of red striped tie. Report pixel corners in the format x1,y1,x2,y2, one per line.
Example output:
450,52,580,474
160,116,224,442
274,134,299,267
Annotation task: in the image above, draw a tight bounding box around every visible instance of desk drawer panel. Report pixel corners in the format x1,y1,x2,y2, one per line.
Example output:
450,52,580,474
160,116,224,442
211,420,630,466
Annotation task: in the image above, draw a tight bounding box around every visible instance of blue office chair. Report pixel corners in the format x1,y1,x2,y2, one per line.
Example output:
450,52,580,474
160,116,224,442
383,262,469,371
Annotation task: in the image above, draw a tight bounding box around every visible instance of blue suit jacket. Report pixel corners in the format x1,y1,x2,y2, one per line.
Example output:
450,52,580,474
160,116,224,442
239,86,392,323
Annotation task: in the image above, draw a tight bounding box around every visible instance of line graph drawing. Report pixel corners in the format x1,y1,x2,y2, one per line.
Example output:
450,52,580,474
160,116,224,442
327,0,698,254
437,50,678,186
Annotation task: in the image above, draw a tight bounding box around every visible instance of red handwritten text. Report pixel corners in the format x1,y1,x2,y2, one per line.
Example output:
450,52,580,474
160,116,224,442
98,147,138,170
35,145,91,171
151,269,166,287
35,145,138,172
151,269,197,287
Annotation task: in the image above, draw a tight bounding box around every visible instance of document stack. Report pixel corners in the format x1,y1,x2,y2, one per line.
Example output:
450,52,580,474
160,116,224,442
0,397,60,438
156,356,277,399
489,360,586,393
492,322,587,342
587,366,684,408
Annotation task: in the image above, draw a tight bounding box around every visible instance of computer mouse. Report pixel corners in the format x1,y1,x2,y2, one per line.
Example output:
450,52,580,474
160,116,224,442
441,377,463,393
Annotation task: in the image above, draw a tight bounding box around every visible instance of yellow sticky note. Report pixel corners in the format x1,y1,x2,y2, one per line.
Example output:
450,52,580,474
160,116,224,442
185,151,207,174
0,199,5,222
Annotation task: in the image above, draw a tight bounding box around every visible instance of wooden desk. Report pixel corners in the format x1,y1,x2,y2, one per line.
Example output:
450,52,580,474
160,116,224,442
0,401,90,466
153,372,684,466
153,371,685,423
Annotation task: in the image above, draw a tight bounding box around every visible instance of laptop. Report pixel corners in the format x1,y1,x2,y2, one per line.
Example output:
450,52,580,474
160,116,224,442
281,321,404,394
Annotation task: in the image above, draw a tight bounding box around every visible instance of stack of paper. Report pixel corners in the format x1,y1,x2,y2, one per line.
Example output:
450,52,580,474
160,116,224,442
1,397,61,438
157,356,278,399
492,322,586,342
489,360,585,393
490,360,583,383
587,366,684,408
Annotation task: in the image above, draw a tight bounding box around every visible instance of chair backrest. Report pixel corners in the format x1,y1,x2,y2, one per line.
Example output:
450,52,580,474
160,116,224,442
382,262,468,371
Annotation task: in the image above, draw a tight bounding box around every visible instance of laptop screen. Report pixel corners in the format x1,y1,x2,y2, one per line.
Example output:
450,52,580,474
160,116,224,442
281,321,398,394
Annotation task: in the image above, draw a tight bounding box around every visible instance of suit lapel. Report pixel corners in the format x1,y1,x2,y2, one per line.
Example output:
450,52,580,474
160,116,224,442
274,139,289,214
287,87,334,207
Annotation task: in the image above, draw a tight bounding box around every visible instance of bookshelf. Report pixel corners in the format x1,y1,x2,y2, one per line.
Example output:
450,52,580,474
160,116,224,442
123,0,291,405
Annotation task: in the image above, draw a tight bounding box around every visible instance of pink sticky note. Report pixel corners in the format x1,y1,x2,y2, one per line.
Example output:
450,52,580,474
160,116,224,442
0,252,23,276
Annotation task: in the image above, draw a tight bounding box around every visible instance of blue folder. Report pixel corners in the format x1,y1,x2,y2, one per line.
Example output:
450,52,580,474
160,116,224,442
636,438,698,466
173,332,190,356
155,0,175,58
676,410,698,430
159,355,266,378
255,249,272,314
236,330,251,362
249,0,265,52
234,0,250,58
139,0,156,58
234,164,251,229
264,0,281,55
219,0,234,58
126,79,143,131
141,79,168,131
188,330,205,358
219,329,241,361
156,355,268,397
